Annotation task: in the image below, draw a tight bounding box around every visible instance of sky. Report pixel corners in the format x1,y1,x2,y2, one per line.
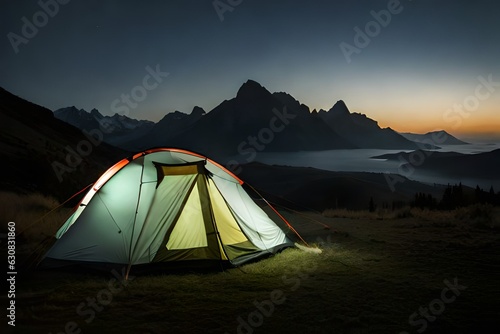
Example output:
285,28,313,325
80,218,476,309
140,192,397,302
1,0,499,140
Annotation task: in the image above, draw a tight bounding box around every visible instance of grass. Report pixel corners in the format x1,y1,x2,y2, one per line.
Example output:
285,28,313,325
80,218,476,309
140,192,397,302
0,191,72,237
0,191,73,266
2,192,500,333
323,205,500,228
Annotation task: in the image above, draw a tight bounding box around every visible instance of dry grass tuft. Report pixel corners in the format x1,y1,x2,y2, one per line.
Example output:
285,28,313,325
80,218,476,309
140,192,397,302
0,191,72,250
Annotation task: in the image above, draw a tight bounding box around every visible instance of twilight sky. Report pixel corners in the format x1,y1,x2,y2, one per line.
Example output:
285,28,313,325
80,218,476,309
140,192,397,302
1,0,499,139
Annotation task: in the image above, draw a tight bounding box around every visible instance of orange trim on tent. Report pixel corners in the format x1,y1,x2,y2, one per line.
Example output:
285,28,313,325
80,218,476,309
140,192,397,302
132,152,144,160
93,158,130,191
93,148,244,192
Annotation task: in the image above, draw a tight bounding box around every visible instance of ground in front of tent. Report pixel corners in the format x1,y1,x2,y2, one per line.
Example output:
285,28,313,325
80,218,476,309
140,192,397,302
6,197,500,334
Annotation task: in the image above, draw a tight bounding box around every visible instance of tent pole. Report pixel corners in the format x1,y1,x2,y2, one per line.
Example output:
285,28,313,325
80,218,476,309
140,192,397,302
125,263,132,281
126,156,146,281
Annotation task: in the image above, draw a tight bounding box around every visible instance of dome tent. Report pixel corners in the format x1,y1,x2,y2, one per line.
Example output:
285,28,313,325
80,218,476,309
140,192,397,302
41,148,294,277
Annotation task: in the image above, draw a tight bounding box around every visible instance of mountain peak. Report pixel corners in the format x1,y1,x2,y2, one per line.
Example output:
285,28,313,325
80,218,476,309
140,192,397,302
328,100,350,116
236,79,269,99
90,108,103,118
426,130,447,136
272,92,310,117
191,106,205,117
54,105,78,114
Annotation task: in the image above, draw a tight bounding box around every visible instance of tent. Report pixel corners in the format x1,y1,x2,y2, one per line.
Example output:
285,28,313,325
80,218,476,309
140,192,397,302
41,148,295,276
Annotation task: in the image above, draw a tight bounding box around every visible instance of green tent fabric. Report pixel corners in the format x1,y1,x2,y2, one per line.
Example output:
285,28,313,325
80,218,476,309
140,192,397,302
42,148,294,274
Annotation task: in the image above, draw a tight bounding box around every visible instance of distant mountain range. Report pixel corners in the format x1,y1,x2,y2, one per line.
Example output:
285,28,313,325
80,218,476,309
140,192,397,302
54,106,154,147
315,100,423,149
123,106,206,152
372,149,500,181
400,131,469,145
0,82,493,204
52,79,436,160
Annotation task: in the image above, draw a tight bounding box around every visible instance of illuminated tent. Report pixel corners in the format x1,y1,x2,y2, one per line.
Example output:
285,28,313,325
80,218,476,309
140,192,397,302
41,148,294,276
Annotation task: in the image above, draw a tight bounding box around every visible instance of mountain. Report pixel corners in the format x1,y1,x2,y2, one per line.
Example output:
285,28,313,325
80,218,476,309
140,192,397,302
317,101,425,149
47,80,450,163
372,149,500,181
54,106,103,129
144,80,355,161
271,92,354,149
0,87,127,200
400,131,469,145
125,106,206,151
54,106,154,147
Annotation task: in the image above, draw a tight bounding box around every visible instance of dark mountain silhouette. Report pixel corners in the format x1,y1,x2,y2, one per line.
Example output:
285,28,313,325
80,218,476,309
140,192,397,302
400,130,469,145
0,87,127,200
53,80,429,157
54,106,103,129
54,106,154,147
271,92,355,149
125,106,206,151
317,101,424,149
372,149,500,180
157,80,355,160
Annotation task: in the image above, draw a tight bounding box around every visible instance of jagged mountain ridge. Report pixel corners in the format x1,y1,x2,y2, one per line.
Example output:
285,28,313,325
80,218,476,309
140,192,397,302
53,79,432,159
317,101,423,150
158,80,356,160
53,106,154,147
124,106,206,151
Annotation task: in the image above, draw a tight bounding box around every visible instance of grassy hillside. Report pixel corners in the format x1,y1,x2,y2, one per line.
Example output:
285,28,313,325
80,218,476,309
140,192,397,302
0,87,128,200
2,192,499,334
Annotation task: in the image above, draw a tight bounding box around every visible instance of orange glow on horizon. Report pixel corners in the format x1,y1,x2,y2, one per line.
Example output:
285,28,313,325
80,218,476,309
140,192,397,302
375,120,500,142
377,119,500,134
363,103,500,138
